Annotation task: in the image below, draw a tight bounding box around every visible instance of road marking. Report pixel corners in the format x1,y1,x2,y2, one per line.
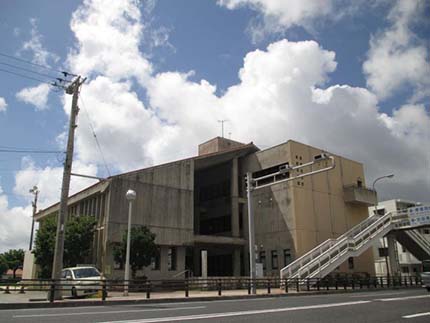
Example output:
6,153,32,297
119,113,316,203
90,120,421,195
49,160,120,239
13,305,205,318
121,297,278,307
403,312,430,319
349,292,407,298
103,300,371,323
377,295,430,302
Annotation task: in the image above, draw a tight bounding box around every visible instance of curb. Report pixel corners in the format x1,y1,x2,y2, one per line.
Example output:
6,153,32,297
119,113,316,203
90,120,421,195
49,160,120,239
0,286,422,310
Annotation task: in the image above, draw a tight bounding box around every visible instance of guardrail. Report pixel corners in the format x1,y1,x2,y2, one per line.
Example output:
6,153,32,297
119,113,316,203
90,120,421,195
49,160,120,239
0,275,423,303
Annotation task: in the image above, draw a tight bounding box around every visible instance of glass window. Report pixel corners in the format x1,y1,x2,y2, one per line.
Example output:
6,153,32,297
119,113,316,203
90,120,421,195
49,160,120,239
72,267,100,278
378,248,388,257
271,250,278,269
348,257,354,269
151,247,161,270
283,249,292,267
259,251,266,270
168,247,177,271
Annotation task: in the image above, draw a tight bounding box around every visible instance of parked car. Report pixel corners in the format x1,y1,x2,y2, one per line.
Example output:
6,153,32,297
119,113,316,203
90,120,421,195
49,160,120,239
60,266,102,298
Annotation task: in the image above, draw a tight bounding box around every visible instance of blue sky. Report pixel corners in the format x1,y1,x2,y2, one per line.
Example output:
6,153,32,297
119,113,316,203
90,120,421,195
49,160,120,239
0,0,429,251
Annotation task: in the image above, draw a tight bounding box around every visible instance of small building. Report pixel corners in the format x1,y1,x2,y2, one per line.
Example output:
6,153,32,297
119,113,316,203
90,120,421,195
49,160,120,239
35,137,376,279
370,199,430,276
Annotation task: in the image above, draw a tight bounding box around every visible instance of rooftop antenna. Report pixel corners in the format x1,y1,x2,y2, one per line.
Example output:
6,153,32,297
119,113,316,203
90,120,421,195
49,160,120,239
217,119,228,138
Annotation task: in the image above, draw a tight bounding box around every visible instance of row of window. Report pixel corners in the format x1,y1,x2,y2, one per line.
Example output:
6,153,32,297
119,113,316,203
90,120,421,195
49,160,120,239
259,249,292,270
150,247,177,271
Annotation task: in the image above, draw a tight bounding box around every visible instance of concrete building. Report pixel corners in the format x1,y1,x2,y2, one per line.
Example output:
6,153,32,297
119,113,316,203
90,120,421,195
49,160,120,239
370,199,430,276
35,137,376,279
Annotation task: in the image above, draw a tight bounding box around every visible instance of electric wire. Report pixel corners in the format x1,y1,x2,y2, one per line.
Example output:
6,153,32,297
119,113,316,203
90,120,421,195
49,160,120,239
79,95,112,177
0,61,63,81
0,67,53,84
0,51,74,76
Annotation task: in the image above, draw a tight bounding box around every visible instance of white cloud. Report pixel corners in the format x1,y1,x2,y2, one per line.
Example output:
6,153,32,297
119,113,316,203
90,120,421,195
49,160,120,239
16,83,51,110
21,18,59,66
68,0,152,86
363,0,430,101
0,97,7,112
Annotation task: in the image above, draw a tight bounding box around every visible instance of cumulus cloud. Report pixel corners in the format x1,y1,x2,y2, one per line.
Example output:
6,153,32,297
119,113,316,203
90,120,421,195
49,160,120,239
21,18,59,66
16,83,51,110
363,0,430,101
0,97,7,112
68,0,152,86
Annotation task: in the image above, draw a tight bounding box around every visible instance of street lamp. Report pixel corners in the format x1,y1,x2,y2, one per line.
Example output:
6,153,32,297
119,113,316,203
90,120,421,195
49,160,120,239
372,173,394,278
124,189,136,296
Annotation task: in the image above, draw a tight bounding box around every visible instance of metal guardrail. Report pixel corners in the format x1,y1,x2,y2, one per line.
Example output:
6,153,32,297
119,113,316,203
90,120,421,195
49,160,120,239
0,275,423,303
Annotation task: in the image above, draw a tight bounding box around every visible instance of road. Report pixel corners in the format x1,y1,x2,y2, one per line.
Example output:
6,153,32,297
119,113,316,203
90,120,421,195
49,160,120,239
1,289,430,322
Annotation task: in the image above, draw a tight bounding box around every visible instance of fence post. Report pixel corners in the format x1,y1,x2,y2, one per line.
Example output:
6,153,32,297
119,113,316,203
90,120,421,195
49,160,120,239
380,277,383,288
146,281,151,299
217,280,222,296
359,279,363,289
49,281,55,303
102,280,107,301
351,279,355,290
4,285,10,294
248,279,251,295
296,278,300,292
409,276,413,286
317,278,320,291
284,279,288,293
335,279,338,290
306,278,310,291
267,279,271,294
185,279,189,297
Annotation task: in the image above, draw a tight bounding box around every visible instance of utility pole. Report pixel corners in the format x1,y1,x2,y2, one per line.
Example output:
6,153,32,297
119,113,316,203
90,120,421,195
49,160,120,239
29,186,39,250
51,76,85,299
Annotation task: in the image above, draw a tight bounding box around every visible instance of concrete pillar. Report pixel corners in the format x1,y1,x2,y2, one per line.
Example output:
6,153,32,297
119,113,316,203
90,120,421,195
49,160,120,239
201,250,208,278
387,234,401,276
231,158,240,237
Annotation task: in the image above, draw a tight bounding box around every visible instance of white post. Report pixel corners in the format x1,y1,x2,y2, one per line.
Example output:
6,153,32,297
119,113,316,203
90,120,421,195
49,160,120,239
124,189,136,296
246,172,256,294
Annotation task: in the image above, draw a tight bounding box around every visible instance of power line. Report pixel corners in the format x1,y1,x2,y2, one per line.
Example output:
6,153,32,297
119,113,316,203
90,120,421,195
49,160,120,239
0,67,53,84
0,148,64,154
79,95,112,177
0,61,67,82
0,51,74,76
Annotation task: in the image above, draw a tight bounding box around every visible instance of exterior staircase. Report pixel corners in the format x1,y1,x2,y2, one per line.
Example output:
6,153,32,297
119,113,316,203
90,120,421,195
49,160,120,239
280,209,430,280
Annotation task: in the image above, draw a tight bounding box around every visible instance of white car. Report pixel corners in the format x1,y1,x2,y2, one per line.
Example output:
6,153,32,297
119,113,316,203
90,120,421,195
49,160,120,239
60,266,102,298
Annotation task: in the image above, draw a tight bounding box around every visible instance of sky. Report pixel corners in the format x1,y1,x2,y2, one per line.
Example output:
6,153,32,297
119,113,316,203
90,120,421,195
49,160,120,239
0,0,429,252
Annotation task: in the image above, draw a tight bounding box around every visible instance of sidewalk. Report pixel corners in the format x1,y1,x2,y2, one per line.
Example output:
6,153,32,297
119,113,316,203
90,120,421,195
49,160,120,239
0,285,422,310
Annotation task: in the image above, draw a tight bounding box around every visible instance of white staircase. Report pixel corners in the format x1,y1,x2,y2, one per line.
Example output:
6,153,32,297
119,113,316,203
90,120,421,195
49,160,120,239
280,210,428,280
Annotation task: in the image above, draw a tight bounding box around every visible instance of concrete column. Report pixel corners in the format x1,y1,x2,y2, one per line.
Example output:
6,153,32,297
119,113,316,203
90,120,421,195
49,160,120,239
233,247,241,276
231,158,240,237
201,250,208,278
387,234,401,276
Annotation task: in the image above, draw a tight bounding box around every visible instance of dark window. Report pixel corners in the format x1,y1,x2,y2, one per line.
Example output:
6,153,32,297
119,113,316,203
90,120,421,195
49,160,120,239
271,250,278,269
402,267,409,273
151,247,161,270
424,229,430,234
168,247,177,271
348,257,354,269
259,251,266,270
283,249,292,267
252,163,290,187
378,248,388,257
357,179,362,187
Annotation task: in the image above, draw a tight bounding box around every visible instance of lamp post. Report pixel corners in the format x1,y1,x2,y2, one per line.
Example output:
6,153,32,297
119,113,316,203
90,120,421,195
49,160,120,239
124,189,136,296
29,186,39,250
372,174,394,277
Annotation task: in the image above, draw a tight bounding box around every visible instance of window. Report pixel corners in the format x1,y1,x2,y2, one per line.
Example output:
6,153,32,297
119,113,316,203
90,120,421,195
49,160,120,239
271,250,278,269
357,179,362,187
259,251,266,270
151,247,161,270
424,229,430,235
348,257,354,269
283,249,292,267
402,267,409,274
378,248,388,257
168,247,177,271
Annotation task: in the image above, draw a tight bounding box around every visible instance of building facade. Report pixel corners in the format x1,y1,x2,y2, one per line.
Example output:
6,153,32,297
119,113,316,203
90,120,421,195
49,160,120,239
35,137,376,279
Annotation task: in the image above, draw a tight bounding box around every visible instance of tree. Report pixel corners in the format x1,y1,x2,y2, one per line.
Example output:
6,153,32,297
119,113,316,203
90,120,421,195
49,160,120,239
0,254,8,276
113,226,157,279
1,249,25,279
33,215,96,278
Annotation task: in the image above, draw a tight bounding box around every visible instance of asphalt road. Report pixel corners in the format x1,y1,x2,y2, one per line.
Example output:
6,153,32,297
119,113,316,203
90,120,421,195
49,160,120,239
1,289,430,323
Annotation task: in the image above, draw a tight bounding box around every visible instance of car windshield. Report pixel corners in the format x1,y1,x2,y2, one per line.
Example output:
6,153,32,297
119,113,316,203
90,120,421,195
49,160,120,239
72,268,100,278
